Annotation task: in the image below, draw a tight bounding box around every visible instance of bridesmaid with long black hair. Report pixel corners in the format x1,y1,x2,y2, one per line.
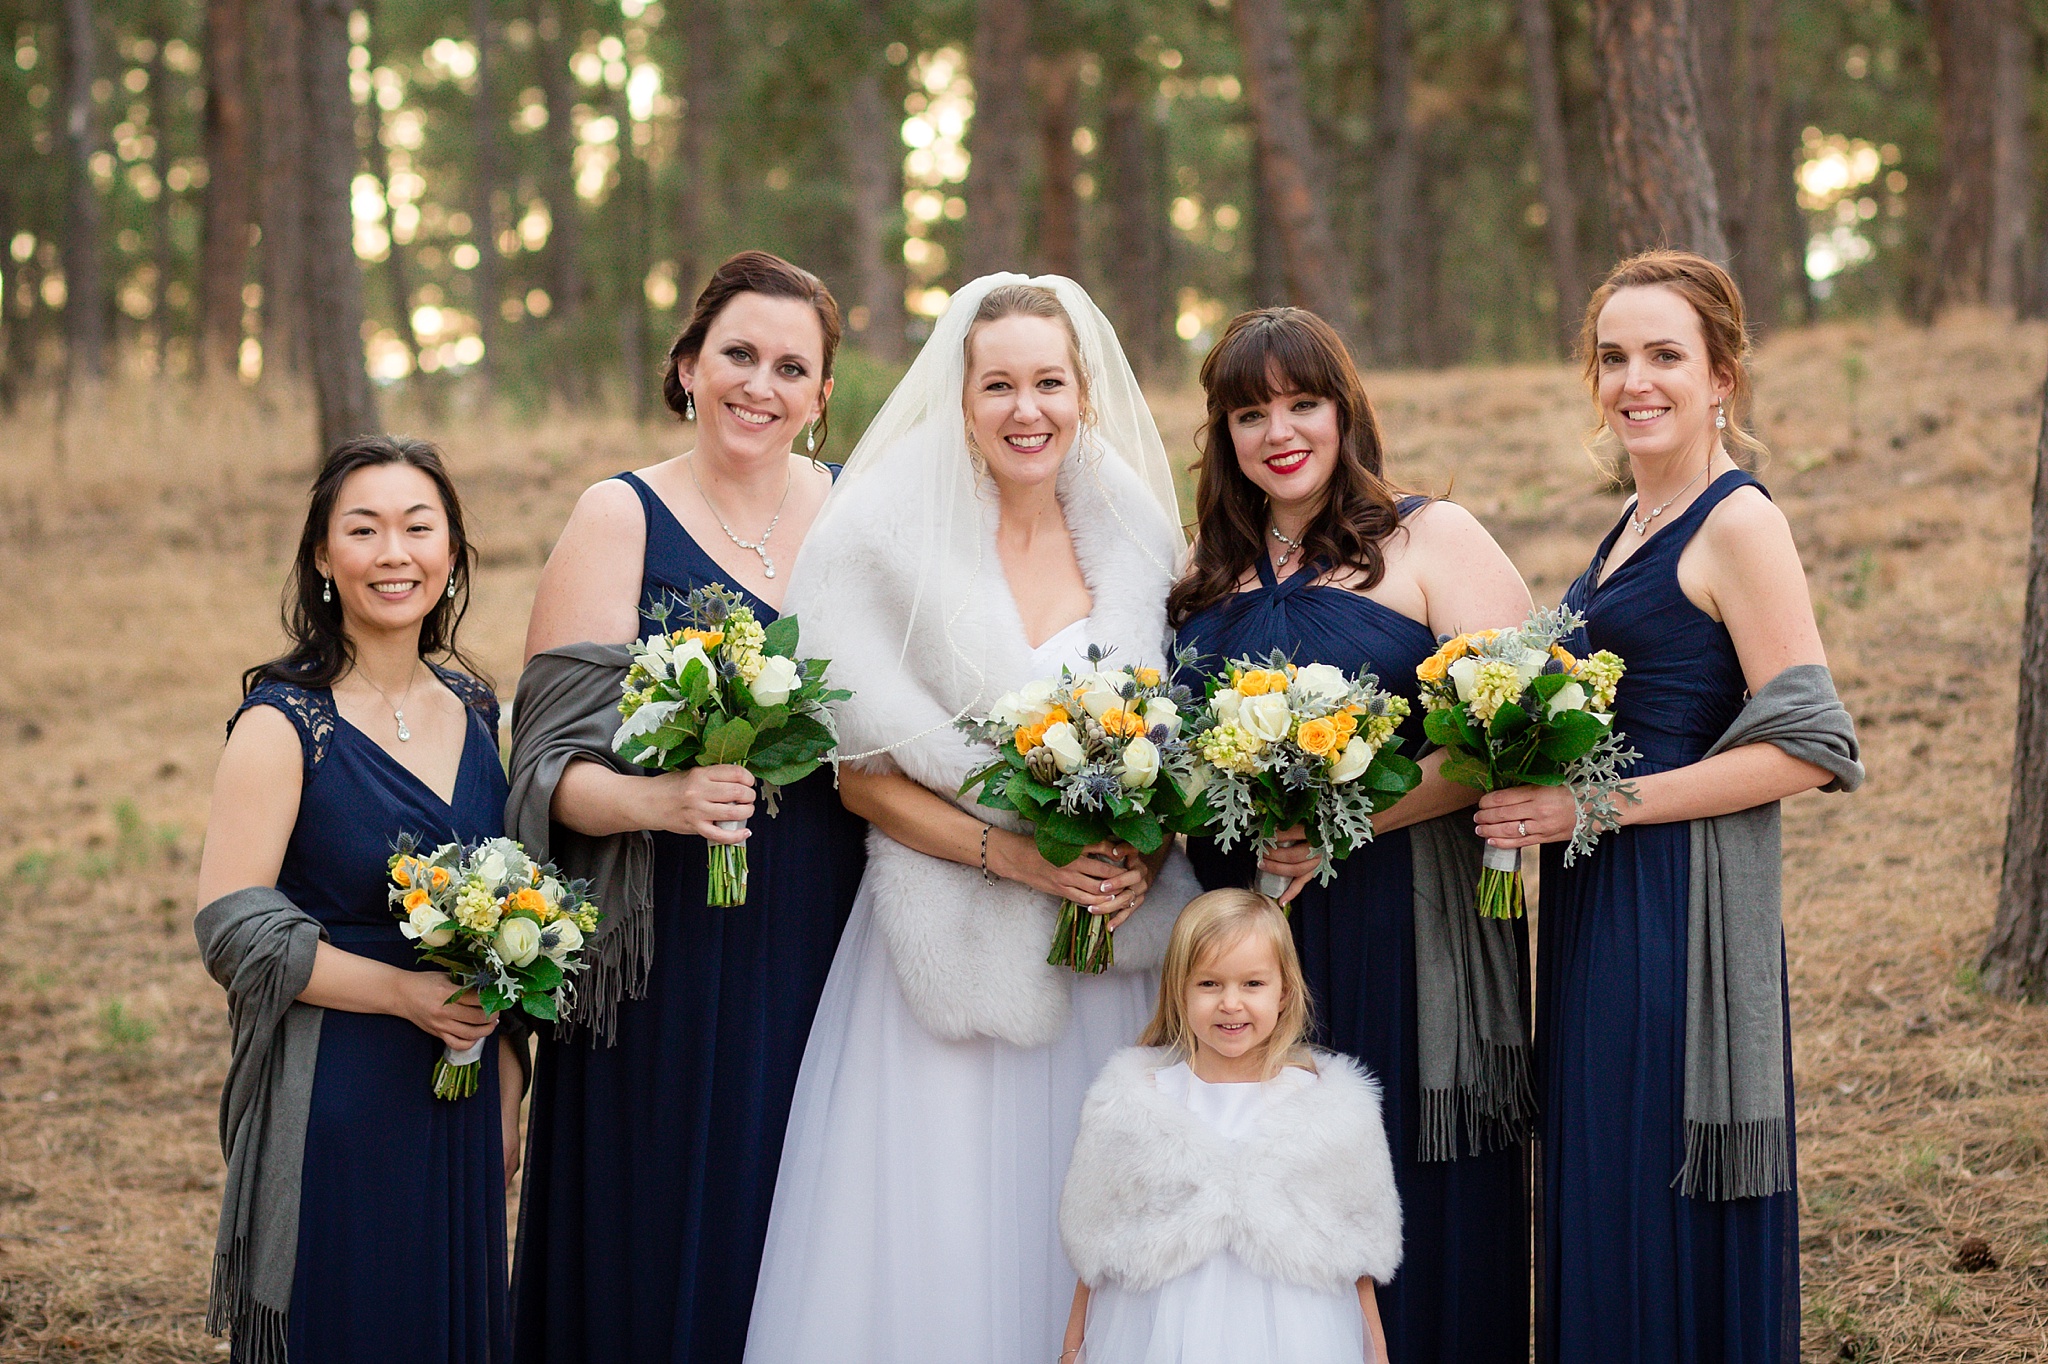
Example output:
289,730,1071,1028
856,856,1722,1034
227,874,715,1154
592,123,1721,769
509,251,868,1363
1474,251,1861,1364
1168,308,1536,1363
195,436,515,1364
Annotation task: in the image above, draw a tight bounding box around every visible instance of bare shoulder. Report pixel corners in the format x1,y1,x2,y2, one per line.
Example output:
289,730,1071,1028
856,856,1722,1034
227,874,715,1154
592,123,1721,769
526,476,648,657
1400,496,1496,549
222,700,306,776
1698,482,1793,552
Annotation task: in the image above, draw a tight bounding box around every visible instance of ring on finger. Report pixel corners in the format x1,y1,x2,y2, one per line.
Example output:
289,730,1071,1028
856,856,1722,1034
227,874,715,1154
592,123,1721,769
1517,820,1527,838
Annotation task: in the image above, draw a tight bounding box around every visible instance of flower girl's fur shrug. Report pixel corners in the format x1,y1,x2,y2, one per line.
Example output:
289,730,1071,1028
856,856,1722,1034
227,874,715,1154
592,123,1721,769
787,452,1202,1048
1059,1047,1404,1294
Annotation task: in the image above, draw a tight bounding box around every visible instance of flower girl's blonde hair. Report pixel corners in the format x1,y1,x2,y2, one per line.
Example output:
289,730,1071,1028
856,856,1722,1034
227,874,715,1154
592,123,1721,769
1140,889,1314,1080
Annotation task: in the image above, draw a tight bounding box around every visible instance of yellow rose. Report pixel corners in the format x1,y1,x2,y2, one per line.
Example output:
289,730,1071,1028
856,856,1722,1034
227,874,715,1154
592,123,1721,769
1133,667,1161,688
430,866,451,889
1329,711,1358,741
391,857,415,887
1236,669,1272,697
403,887,430,912
1551,643,1577,669
1015,723,1044,754
683,628,724,649
511,887,549,917
1296,716,1342,757
1416,651,1450,685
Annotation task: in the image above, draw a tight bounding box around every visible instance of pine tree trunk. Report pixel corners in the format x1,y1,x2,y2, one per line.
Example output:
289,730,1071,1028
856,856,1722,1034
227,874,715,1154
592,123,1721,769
0,183,16,408
1984,364,2048,1001
1034,50,1082,280
468,0,498,382
257,0,306,379
201,0,253,379
148,17,177,363
1233,0,1362,349
964,0,1031,279
528,0,585,398
674,0,724,297
61,0,107,383
1520,0,1582,357
1738,0,1783,335
1102,53,1166,381
364,109,418,359
1373,0,1417,366
1927,0,1997,313
1690,0,1737,254
300,0,377,453
616,117,652,421
841,0,906,361
1248,138,1288,310
1988,0,2029,311
1588,0,1728,262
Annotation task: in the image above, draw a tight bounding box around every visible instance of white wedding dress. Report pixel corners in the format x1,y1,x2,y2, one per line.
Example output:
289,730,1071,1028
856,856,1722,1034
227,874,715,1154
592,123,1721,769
745,618,1156,1364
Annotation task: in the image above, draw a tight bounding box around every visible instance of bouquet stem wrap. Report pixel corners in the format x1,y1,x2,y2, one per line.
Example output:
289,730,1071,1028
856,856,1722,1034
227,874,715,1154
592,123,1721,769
433,1037,488,1100
1477,844,1523,921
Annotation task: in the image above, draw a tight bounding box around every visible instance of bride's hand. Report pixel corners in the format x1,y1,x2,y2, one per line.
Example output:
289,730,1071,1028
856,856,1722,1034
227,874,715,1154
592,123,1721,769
991,833,1150,921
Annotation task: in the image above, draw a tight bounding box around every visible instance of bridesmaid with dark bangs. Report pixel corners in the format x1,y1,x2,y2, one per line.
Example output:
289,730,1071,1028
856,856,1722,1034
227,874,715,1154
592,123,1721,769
1169,307,1536,1363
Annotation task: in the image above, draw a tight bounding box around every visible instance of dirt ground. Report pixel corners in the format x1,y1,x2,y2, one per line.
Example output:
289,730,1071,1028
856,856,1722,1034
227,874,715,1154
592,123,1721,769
0,311,2044,1360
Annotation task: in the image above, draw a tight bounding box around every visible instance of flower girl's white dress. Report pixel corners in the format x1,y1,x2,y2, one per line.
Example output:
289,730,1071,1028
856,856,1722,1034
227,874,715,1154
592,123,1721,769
1081,1063,1372,1364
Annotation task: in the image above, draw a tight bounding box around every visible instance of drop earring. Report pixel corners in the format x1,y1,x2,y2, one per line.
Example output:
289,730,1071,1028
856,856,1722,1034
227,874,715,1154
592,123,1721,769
1714,402,1727,431
447,577,457,600
684,390,696,421
322,575,332,603
805,421,816,454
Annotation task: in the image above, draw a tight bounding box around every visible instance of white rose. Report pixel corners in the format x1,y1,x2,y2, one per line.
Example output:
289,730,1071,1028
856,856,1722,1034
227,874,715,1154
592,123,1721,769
1329,734,1377,784
614,698,681,750
1040,720,1087,774
495,916,543,968
1515,647,1550,686
1075,673,1126,720
1292,662,1352,708
750,654,802,707
669,637,712,684
404,903,456,948
1546,681,1589,718
988,690,1029,728
1211,688,1243,725
1448,656,1482,703
1179,761,1213,803
1240,692,1293,744
1118,736,1161,788
1142,697,1181,737
475,847,512,889
541,917,584,962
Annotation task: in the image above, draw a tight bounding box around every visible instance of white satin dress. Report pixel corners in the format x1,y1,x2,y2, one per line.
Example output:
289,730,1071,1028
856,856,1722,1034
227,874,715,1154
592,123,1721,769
744,618,1158,1364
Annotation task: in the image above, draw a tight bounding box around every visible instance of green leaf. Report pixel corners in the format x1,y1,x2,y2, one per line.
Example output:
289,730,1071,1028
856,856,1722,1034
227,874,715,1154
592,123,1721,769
1040,806,1107,849
747,713,834,773
1035,824,1089,866
1110,811,1165,853
750,705,792,736
757,759,823,788
959,757,1012,801
1538,710,1608,761
1527,672,1573,702
480,982,517,1013
679,657,712,706
701,716,757,765
763,616,800,657
1423,708,1465,750
520,991,559,1022
1370,753,1423,793
1438,751,1494,791
522,956,564,992
1491,700,1531,741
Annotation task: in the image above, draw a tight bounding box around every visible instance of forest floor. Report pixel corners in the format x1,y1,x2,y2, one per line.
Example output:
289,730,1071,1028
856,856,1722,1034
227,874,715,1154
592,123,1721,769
0,311,2044,1361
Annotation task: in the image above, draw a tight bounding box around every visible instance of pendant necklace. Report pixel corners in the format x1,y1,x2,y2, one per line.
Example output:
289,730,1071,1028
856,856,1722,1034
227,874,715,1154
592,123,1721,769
1628,459,1710,538
691,457,793,579
1270,524,1306,570
363,660,423,742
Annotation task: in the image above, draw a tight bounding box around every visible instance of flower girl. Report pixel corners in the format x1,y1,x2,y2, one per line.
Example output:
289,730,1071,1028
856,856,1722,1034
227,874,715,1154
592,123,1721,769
1058,889,1401,1363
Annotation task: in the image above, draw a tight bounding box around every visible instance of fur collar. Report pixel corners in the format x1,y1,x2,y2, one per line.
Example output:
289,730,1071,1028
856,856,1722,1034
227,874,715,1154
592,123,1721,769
1058,1046,1403,1293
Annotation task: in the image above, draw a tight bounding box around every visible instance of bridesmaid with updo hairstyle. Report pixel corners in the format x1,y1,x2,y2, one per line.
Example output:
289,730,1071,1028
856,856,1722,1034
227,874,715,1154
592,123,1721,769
1168,307,1537,1363
509,251,869,1363
1475,251,1860,1364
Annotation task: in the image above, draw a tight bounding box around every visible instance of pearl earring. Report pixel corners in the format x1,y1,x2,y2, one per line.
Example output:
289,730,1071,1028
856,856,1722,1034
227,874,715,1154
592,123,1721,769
1715,404,1727,431
805,422,816,454
322,575,332,603
447,577,457,600
684,390,695,421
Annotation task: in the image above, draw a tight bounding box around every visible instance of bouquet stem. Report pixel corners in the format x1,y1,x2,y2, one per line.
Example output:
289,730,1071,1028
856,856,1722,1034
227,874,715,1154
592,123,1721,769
1253,841,1292,909
1478,844,1524,920
708,820,750,907
1046,898,1115,975
433,1038,487,1101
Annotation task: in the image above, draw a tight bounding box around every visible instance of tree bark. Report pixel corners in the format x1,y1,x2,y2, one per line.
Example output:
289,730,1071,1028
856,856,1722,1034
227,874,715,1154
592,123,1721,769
1988,0,2029,311
258,0,307,379
1588,0,1728,262
674,0,725,298
1984,363,2048,1001
364,109,418,360
148,14,177,362
1034,50,1082,279
1247,137,1288,309
201,0,253,379
1689,0,1738,253
1927,0,1998,313
1233,0,1362,349
842,12,907,360
61,0,107,382
527,0,585,397
1737,0,1783,334
1373,0,1418,366
300,0,377,452
964,0,1032,279
1520,0,1583,356
1102,53,1167,380
468,0,499,382
616,88,653,422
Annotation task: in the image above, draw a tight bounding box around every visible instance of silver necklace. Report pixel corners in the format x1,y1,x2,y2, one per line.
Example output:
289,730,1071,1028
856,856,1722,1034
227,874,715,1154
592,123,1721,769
1629,461,1710,538
361,660,423,742
1269,524,1306,569
690,457,793,579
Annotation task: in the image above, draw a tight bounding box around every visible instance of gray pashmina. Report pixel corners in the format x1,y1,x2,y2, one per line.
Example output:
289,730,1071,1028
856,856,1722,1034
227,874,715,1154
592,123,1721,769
507,642,654,1046
194,885,327,1364
1410,813,1536,1161
1680,662,1862,1199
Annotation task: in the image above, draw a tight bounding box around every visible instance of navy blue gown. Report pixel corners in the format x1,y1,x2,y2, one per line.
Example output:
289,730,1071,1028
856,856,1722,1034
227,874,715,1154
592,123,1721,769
232,668,511,1364
1537,470,1798,1364
1175,506,1530,1364
512,471,869,1364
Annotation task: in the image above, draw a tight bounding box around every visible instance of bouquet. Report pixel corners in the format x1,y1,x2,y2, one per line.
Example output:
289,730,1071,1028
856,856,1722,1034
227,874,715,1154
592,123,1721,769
388,835,600,1099
958,649,1210,974
613,585,847,906
1188,654,1422,900
1415,605,1637,919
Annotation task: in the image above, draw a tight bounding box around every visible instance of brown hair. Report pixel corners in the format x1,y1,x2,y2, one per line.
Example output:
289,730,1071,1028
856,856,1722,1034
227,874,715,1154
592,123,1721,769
1139,889,1315,1081
1575,249,1768,480
962,282,1093,421
1167,307,1407,629
660,250,844,451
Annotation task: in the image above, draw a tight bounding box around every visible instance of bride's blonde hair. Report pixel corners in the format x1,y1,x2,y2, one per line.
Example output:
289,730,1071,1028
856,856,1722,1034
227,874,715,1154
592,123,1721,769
1140,889,1314,1080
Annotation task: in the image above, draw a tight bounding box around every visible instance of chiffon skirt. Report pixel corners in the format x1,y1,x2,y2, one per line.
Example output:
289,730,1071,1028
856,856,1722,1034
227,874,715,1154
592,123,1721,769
1083,1252,1368,1364
744,884,1154,1364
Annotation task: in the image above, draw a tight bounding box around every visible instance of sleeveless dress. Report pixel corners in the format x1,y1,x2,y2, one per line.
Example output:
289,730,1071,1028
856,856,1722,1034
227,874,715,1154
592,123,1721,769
511,470,870,1364
1537,469,1798,1364
1081,1063,1370,1364
1175,500,1530,1364
230,668,511,1364
742,617,1157,1364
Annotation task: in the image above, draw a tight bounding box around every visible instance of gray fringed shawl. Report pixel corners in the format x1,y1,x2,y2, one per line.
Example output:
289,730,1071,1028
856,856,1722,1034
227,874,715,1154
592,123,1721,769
194,885,327,1364
1680,662,1862,1200
506,642,655,1046
1410,814,1535,1161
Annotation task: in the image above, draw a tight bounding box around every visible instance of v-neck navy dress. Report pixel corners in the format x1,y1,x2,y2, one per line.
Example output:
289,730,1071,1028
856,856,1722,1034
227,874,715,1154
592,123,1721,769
511,471,869,1364
231,667,511,1364
1537,470,1798,1364
1174,501,1531,1364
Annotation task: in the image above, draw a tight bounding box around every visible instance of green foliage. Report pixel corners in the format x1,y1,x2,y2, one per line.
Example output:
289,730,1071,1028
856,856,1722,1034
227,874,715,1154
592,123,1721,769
96,1001,156,1053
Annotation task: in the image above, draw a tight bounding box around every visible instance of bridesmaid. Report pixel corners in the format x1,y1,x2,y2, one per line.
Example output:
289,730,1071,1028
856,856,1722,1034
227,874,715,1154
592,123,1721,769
1169,307,1536,1363
511,251,869,1363
195,436,514,1363
1474,250,1849,1363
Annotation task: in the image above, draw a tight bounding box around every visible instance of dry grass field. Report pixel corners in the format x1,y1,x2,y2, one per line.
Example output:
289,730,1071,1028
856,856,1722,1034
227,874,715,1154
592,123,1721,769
0,312,2045,1360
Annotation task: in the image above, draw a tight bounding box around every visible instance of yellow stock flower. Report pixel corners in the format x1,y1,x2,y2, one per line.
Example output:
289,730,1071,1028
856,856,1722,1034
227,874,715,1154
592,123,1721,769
1296,716,1342,757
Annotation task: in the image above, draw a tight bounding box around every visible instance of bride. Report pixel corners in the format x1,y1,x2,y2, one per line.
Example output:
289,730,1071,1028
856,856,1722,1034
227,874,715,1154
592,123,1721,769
744,276,1202,1363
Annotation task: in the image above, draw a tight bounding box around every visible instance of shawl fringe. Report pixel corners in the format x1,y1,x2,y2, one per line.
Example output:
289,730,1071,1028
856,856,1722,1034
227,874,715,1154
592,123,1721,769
1676,1117,1795,1201
1417,1036,1537,1162
205,1239,289,1364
